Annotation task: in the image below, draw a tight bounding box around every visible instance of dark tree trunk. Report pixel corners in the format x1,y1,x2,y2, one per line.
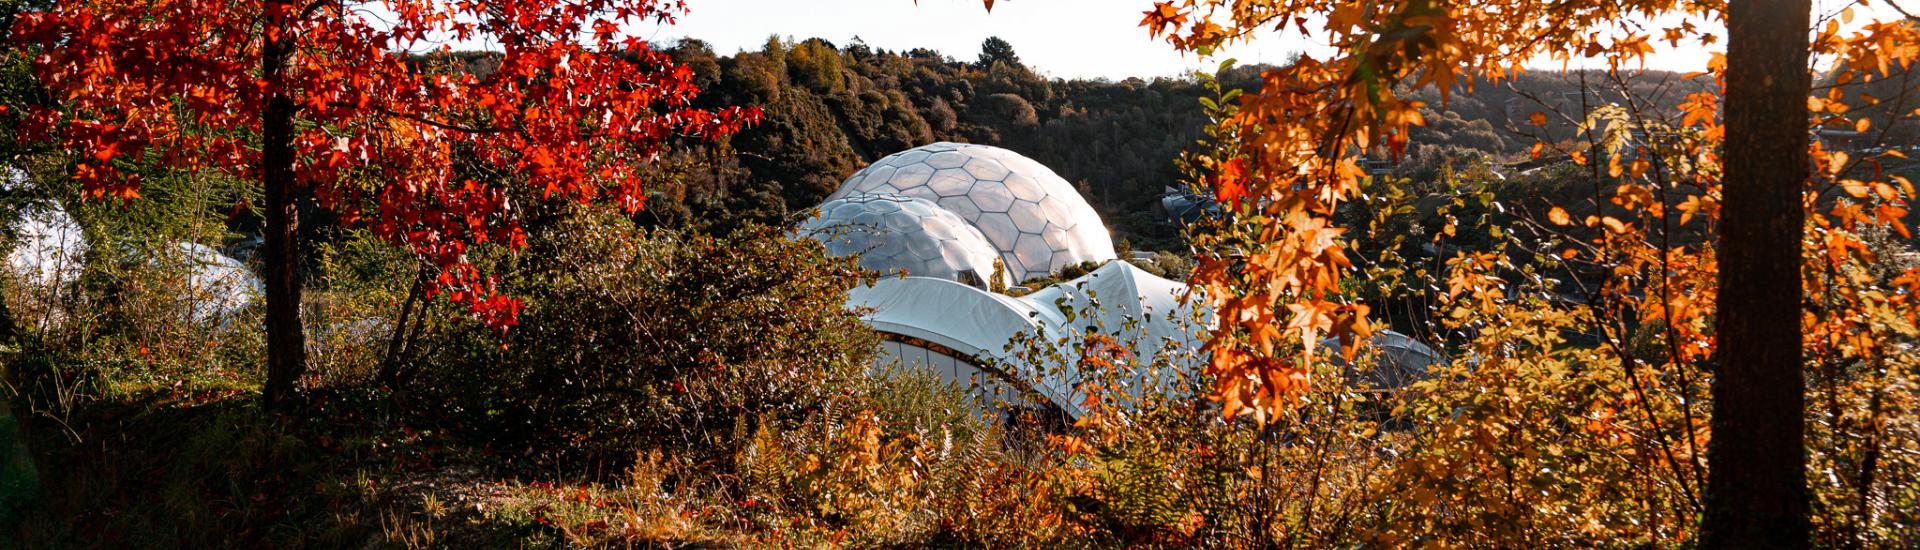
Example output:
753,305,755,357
1705,0,1812,546
378,268,425,387
259,3,308,409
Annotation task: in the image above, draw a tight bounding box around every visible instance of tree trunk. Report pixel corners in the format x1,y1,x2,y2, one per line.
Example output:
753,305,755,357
1705,1,1811,546
260,3,308,409
378,267,425,387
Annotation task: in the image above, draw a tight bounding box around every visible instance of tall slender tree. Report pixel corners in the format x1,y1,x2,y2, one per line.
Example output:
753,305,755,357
1126,0,1915,538
15,0,759,407
1706,1,1812,545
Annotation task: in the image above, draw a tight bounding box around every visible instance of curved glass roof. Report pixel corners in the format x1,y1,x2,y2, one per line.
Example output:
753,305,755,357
827,142,1116,283
798,193,1007,288
847,261,1206,420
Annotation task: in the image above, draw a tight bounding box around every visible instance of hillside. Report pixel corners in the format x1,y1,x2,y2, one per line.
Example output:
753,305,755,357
645,36,1716,250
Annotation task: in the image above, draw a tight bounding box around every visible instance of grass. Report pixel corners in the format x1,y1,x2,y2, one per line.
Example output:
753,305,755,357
0,362,707,548
1,352,1010,548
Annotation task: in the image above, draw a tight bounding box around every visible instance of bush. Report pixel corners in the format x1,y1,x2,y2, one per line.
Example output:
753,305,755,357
413,208,878,467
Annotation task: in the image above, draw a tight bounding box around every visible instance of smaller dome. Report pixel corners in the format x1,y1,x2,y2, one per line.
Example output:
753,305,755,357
173,242,262,326
1318,330,1443,391
7,204,86,290
798,193,1007,289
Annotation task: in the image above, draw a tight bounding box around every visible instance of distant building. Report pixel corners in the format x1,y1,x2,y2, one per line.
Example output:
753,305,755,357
801,143,1449,420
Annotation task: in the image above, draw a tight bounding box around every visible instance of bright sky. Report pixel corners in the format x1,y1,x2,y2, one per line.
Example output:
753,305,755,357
638,0,1906,80
644,0,1291,79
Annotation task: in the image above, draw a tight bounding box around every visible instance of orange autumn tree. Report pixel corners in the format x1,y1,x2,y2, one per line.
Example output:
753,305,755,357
1126,0,1920,545
13,0,758,406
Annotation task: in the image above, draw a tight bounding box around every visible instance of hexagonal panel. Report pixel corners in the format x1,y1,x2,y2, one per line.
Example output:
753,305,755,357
1042,226,1072,250
851,211,886,228
905,235,942,260
936,196,983,220
883,212,921,232
926,151,969,169
1037,195,1074,224
928,168,975,197
972,212,1019,251
890,163,936,188
891,149,932,165
897,185,940,203
867,197,903,214
1012,234,1054,276
820,142,1117,283
962,157,1011,181
795,193,1004,289
872,236,908,258
1010,200,1047,232
859,165,898,188
970,180,1017,213
1004,172,1048,202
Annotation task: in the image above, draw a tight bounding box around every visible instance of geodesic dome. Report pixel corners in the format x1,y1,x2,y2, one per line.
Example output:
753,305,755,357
826,142,1116,283
798,193,1007,289
1318,330,1444,390
851,261,1206,420
172,242,263,327
6,204,86,291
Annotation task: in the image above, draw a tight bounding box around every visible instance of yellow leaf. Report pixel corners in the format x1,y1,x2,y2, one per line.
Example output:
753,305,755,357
1875,182,1899,201
1842,180,1870,198
1548,207,1571,226
1601,216,1628,234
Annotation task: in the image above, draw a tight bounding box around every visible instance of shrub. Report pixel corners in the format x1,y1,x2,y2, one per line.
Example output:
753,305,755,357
413,207,877,467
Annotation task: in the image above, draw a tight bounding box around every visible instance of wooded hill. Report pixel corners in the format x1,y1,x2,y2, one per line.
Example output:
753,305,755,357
635,37,1716,248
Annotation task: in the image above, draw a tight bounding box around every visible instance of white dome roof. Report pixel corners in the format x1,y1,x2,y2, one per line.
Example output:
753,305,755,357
173,242,262,326
1319,330,1443,390
7,204,86,290
798,193,1007,289
849,261,1206,420
827,142,1116,283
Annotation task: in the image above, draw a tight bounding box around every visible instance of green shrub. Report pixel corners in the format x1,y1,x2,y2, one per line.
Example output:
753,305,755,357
413,207,877,468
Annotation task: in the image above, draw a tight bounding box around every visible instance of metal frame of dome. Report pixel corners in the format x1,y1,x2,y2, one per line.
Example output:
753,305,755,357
826,142,1116,283
1318,330,1444,391
797,193,1009,289
850,261,1207,420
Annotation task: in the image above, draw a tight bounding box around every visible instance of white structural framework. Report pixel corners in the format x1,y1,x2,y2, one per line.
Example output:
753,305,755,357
850,261,1206,420
825,142,1117,283
1318,330,1445,390
172,242,264,327
796,193,1008,289
2,203,261,329
807,143,1443,419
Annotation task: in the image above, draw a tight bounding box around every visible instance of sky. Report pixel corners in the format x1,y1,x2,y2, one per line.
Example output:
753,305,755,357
636,0,1903,80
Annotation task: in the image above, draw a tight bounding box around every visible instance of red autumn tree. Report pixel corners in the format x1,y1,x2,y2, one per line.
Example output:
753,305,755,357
13,0,759,407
